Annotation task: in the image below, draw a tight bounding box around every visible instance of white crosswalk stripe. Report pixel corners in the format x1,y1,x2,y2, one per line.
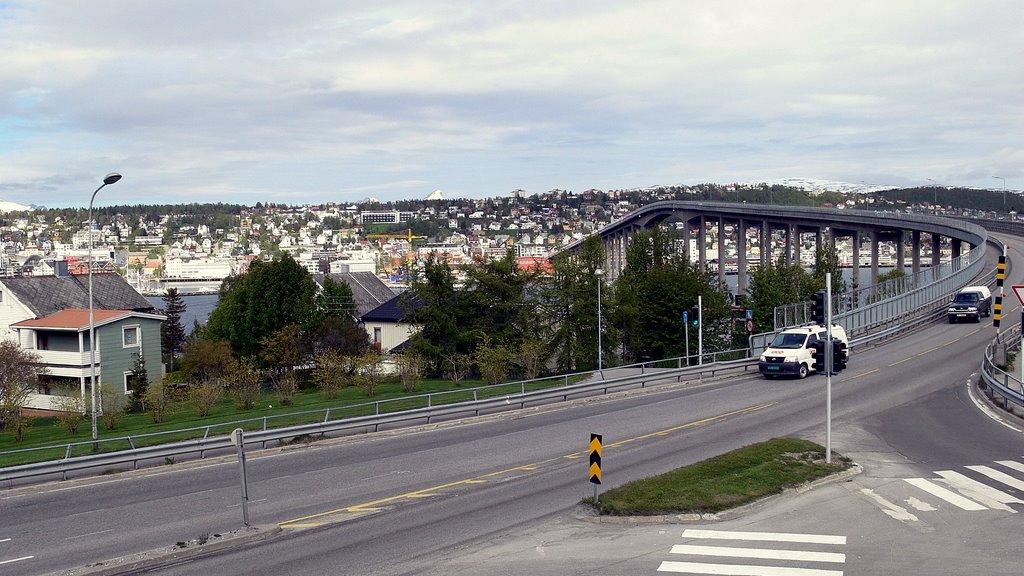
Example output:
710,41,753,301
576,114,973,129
965,465,1024,492
903,478,988,510
935,470,1023,510
892,459,1024,515
657,529,846,575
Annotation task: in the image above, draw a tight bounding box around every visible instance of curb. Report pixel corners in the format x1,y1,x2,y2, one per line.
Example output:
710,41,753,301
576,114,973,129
45,524,282,576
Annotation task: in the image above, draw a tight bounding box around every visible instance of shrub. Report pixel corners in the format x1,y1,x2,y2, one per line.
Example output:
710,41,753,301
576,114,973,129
51,392,85,434
272,371,299,406
99,383,128,430
189,382,223,417
143,381,173,424
228,358,263,410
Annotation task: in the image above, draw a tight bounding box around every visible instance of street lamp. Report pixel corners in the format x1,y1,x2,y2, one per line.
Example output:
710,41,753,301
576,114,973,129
993,176,1006,210
595,267,603,372
88,172,121,449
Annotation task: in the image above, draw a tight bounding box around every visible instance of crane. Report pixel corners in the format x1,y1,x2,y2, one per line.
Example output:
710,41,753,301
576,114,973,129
365,228,427,243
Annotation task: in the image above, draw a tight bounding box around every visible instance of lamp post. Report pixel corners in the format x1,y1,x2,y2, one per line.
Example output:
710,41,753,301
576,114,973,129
994,176,1006,211
595,267,603,372
88,173,122,449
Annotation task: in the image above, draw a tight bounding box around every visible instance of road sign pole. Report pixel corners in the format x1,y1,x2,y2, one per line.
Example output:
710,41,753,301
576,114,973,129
231,428,250,527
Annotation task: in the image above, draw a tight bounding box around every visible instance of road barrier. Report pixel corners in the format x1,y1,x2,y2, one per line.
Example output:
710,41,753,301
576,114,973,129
0,358,759,483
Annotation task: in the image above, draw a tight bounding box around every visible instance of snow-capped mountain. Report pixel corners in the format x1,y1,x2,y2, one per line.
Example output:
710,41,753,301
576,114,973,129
0,199,33,212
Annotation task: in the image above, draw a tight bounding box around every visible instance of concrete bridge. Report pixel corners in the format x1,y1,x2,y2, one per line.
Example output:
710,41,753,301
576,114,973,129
562,201,987,296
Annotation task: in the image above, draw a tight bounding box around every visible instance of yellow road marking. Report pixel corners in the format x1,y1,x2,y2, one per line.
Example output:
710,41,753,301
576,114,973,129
917,346,941,356
943,338,961,346
851,368,880,379
278,402,775,529
888,358,912,367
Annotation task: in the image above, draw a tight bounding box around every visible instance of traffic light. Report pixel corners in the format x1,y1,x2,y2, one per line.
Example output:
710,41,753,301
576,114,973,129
690,305,700,327
811,290,826,325
811,340,826,371
832,338,848,372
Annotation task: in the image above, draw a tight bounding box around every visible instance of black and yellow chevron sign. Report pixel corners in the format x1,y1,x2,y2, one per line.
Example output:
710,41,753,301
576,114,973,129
589,433,602,485
997,255,1006,287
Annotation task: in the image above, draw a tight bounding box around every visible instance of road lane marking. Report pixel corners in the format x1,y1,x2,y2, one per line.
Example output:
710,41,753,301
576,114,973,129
850,368,880,379
0,556,34,566
682,529,845,545
0,538,9,543
903,478,987,510
65,529,113,540
917,346,941,356
279,402,775,529
670,544,845,563
657,561,842,575
888,358,912,367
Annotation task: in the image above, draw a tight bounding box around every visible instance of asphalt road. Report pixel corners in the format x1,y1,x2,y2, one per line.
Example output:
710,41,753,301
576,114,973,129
3,236,1023,576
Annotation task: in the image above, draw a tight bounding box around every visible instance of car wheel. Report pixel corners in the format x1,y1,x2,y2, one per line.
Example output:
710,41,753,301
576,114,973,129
797,364,809,379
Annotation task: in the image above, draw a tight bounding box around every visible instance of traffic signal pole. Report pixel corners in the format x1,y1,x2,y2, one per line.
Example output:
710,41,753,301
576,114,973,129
825,273,833,464
698,295,703,366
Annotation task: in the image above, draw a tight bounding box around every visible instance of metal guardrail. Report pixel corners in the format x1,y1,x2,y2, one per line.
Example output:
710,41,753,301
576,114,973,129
980,323,1024,408
0,357,759,483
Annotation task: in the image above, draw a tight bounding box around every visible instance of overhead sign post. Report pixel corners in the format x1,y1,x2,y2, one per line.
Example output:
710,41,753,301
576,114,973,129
589,433,603,502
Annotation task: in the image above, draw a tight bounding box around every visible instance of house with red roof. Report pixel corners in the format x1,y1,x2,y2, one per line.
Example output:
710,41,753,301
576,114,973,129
0,271,162,412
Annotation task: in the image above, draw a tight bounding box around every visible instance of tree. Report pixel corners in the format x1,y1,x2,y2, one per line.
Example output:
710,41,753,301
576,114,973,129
396,352,424,392
355,351,385,397
404,257,464,374
261,324,310,375
747,256,819,332
542,235,605,372
318,277,358,320
312,350,347,399
0,341,43,441
204,255,321,358
143,379,173,423
475,343,514,386
52,392,85,434
610,226,731,362
100,383,128,430
181,339,235,383
128,354,150,412
161,288,187,371
314,316,371,356
227,357,263,410
517,339,547,381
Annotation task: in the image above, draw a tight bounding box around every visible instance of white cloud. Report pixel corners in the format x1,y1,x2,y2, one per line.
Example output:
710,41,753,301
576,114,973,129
1,0,1022,207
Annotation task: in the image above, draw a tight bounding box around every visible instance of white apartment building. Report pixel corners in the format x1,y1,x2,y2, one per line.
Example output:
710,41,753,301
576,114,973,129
163,257,234,279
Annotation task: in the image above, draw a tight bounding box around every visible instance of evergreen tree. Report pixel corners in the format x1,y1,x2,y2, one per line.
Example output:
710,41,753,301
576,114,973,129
128,353,150,412
160,288,187,371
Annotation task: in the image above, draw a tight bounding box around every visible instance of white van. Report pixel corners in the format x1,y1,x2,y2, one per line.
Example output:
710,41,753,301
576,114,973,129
758,324,849,379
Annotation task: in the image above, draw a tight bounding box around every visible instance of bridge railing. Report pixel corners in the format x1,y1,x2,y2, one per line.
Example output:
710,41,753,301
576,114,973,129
980,324,1024,409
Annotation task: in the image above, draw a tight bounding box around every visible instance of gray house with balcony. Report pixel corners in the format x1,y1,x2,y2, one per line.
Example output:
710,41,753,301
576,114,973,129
13,309,164,409
0,271,160,411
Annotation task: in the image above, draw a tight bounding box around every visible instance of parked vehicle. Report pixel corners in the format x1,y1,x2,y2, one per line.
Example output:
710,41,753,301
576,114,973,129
758,324,850,379
947,286,992,323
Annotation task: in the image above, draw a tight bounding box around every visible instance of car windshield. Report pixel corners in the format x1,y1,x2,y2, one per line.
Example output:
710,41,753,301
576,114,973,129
954,293,980,304
770,333,808,349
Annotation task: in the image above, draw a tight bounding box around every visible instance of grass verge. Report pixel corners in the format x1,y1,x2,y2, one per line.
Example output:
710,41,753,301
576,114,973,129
586,437,852,516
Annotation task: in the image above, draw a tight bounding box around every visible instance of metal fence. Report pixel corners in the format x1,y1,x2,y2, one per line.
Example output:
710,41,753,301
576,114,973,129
753,241,990,356
980,323,1024,409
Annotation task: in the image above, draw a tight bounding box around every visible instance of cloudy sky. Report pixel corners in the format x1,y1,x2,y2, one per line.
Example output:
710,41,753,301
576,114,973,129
1,1,1021,208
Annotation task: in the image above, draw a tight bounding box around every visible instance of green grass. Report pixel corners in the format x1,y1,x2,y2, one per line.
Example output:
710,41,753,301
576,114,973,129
589,438,852,516
0,373,589,467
